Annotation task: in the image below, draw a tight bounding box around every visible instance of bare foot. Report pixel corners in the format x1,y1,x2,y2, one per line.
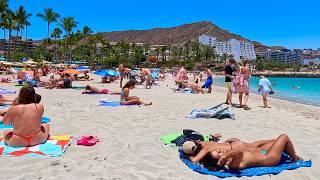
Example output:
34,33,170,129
144,102,152,106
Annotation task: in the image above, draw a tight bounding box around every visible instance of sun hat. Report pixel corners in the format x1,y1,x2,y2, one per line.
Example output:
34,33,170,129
182,141,197,155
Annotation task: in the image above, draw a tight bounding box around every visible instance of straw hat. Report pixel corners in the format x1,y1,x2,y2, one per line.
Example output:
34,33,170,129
182,141,197,155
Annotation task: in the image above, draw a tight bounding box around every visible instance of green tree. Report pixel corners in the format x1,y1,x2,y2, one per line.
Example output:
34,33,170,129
37,8,60,40
60,16,78,60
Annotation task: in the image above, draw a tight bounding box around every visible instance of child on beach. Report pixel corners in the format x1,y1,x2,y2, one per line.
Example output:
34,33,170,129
120,80,152,106
259,76,273,108
1,86,49,147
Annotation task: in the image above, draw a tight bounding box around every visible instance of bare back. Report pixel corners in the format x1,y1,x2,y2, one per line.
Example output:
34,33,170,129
4,104,44,136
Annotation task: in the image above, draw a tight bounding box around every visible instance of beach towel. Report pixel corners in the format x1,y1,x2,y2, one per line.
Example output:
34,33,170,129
0,117,51,129
173,88,193,94
179,150,312,178
187,104,235,119
0,104,10,109
99,101,139,107
0,135,76,157
72,86,86,90
160,130,211,147
0,88,16,95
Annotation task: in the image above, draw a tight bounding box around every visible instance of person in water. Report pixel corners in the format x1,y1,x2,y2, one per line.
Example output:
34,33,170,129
184,134,302,170
120,80,152,106
201,68,213,93
1,86,49,147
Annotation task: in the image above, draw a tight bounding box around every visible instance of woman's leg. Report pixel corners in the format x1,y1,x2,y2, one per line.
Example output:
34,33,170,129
251,139,275,148
265,134,299,166
239,92,243,107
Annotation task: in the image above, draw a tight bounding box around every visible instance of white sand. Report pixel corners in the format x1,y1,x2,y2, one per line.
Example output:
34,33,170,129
0,74,319,180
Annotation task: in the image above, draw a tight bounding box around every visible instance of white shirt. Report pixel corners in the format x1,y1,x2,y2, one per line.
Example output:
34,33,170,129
259,78,271,92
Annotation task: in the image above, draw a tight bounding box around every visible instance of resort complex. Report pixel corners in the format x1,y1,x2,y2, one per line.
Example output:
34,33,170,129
0,0,319,180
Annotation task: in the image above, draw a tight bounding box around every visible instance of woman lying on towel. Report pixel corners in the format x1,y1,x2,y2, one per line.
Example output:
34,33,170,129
83,85,120,95
177,82,205,94
120,80,152,106
184,134,302,170
1,86,49,147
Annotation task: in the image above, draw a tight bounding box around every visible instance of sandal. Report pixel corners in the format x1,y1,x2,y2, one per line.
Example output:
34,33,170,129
77,136,99,146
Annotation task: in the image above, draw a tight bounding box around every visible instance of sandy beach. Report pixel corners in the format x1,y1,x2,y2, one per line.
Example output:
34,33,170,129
0,74,319,180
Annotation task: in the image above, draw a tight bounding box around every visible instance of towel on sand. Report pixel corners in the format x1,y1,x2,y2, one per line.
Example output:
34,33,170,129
160,132,210,146
0,117,51,129
0,104,10,109
0,135,76,157
0,88,16,94
179,150,312,178
186,104,235,119
98,99,139,107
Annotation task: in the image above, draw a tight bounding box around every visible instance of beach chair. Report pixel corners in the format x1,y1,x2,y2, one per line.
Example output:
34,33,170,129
187,103,235,119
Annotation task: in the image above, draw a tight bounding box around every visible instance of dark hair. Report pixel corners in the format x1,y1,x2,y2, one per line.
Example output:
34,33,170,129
18,86,36,104
229,58,236,64
122,80,136,90
65,73,70,77
85,85,91,90
192,141,221,171
35,94,41,103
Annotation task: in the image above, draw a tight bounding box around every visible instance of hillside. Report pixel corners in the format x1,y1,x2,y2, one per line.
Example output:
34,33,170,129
100,21,275,50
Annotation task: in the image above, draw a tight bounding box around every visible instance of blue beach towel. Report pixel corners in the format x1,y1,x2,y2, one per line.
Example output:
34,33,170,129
179,150,312,178
99,101,138,107
0,117,51,129
0,104,10,109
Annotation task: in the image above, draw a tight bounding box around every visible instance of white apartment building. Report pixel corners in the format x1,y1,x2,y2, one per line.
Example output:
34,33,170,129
199,34,256,61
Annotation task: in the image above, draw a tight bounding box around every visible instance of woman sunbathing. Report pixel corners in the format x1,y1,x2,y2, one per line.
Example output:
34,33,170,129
120,80,152,106
1,86,49,147
83,85,120,95
184,134,302,170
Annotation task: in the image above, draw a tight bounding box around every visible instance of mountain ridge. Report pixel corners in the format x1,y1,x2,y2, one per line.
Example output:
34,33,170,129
100,21,283,51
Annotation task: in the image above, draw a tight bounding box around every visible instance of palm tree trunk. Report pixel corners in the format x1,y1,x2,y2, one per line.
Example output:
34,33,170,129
8,30,11,60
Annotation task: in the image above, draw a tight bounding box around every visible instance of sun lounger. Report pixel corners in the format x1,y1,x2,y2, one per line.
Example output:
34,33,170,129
186,103,235,119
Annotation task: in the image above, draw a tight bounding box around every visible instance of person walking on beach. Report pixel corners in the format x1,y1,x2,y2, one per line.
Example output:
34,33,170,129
119,64,125,88
235,59,251,110
259,76,273,108
224,59,236,105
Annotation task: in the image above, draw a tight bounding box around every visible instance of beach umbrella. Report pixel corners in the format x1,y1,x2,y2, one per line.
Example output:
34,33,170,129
94,69,118,77
76,66,90,71
63,69,80,75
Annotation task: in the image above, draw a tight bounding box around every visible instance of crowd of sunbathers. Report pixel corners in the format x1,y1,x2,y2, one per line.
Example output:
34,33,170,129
182,134,303,170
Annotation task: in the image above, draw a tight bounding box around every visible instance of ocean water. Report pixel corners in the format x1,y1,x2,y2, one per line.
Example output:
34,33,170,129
213,77,320,107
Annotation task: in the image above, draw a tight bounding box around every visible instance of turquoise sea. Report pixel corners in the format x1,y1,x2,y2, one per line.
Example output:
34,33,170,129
214,77,320,107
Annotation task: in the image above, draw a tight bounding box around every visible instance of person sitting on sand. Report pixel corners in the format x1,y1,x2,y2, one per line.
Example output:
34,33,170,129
1,86,49,147
258,76,273,108
184,134,302,170
59,73,72,89
120,80,152,106
201,67,213,93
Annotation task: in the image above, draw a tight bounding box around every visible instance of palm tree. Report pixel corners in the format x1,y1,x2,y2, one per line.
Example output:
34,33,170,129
82,26,93,37
37,8,60,40
60,17,78,60
0,0,8,13
2,10,16,59
51,27,62,61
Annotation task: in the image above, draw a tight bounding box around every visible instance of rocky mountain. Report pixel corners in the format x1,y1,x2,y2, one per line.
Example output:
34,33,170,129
100,21,279,51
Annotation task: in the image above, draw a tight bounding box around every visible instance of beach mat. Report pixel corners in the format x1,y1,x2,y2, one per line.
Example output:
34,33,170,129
0,104,10,109
160,132,210,146
0,117,51,129
99,100,139,107
0,88,16,94
72,86,86,90
0,135,75,157
179,150,312,178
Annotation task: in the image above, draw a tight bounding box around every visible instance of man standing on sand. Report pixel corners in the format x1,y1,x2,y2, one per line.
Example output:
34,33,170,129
224,59,236,105
259,76,273,108
119,64,125,88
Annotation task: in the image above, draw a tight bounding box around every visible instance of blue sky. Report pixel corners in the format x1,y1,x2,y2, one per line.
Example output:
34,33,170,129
9,0,320,49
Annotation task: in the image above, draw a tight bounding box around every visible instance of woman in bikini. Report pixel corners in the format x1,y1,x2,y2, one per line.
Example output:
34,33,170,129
120,80,152,106
214,134,302,170
1,86,49,147
83,85,120,95
185,134,302,170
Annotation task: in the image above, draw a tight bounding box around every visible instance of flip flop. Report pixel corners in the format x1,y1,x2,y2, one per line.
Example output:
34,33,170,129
77,136,99,146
